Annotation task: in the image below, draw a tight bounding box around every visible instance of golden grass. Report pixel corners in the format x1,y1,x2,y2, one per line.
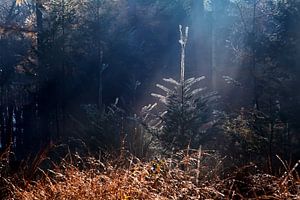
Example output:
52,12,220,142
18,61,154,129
2,150,300,200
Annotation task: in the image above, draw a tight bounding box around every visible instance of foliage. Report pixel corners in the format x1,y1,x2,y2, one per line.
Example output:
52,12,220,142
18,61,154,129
150,76,217,151
2,150,299,199
79,100,153,158
0,0,299,186
79,100,124,151
143,25,218,152
221,0,300,167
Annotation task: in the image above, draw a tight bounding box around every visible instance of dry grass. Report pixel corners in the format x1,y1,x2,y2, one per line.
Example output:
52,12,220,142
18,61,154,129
1,149,300,200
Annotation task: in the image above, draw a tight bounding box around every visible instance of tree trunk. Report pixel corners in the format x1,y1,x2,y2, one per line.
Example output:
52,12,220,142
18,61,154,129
252,1,259,110
35,0,43,146
211,0,217,90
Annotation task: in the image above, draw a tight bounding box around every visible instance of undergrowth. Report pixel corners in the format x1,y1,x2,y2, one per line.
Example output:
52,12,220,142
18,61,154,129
1,148,299,200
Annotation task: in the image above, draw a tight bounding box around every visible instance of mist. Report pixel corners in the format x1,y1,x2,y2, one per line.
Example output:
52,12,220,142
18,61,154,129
0,0,299,199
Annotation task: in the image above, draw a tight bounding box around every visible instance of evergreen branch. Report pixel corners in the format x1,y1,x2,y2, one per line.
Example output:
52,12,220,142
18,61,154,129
163,78,180,86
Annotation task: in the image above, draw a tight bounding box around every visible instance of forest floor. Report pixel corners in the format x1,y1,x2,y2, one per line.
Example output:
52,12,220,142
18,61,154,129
1,149,300,199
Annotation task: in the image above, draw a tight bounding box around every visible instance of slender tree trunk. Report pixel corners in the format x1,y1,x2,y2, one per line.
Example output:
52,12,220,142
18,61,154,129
252,1,259,110
61,0,66,137
190,0,204,77
5,1,16,24
96,0,103,111
35,0,43,146
6,106,13,150
268,122,274,173
36,0,43,54
211,0,217,90
179,25,188,137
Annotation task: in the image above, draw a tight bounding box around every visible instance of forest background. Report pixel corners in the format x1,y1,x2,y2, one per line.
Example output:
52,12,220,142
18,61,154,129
0,0,299,173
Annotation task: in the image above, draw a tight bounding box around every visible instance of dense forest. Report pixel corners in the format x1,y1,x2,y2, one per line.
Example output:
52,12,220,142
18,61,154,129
0,0,299,199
